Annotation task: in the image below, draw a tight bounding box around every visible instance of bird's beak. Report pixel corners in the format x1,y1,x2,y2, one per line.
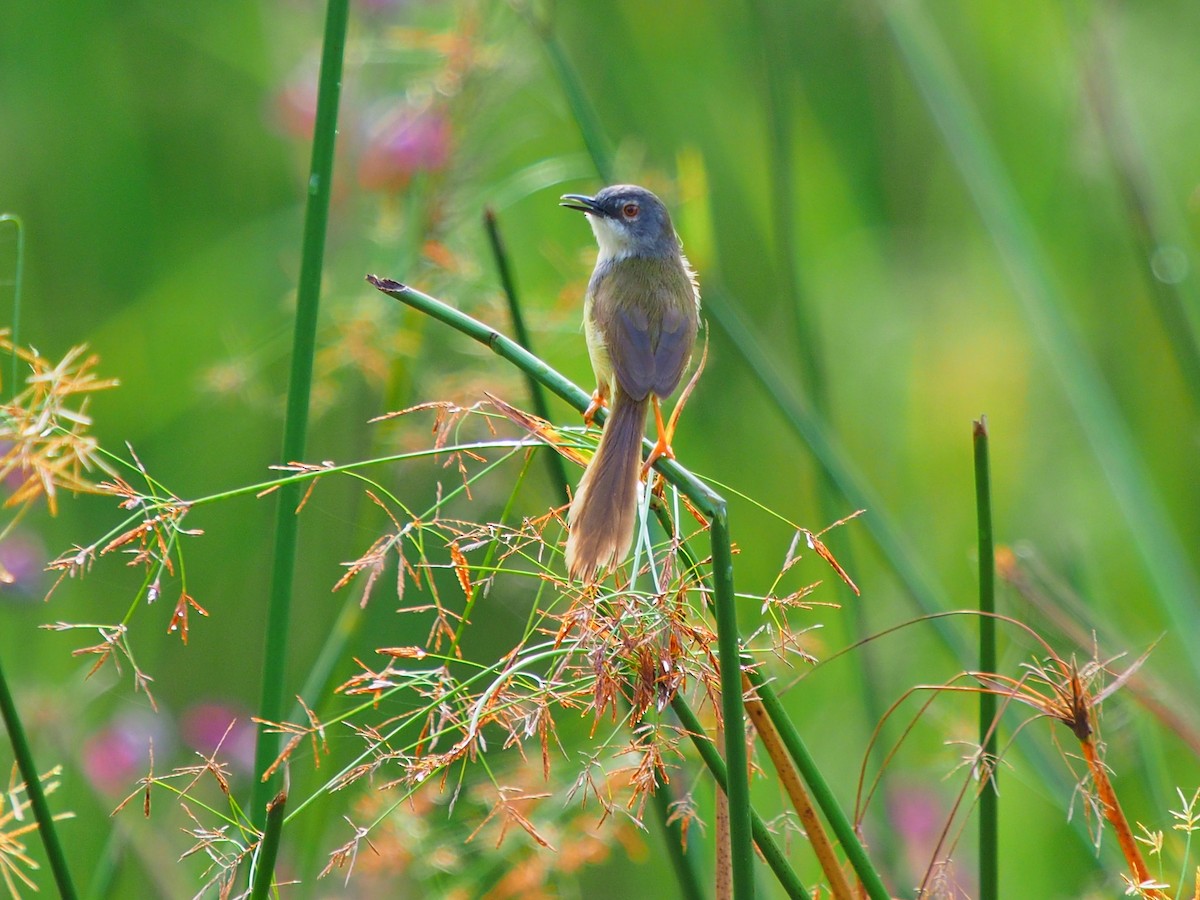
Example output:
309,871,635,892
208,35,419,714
560,193,601,214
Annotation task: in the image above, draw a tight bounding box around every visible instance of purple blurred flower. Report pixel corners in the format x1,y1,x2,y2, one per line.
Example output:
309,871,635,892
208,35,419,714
0,532,46,597
358,104,451,191
82,709,172,794
181,702,256,776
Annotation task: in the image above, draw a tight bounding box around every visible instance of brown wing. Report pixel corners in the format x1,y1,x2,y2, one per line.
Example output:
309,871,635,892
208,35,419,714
591,257,697,402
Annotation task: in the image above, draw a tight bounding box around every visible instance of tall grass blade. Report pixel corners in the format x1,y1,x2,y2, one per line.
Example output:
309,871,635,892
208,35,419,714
880,1,1200,677
250,0,351,828
974,418,998,900
250,788,288,900
0,656,78,899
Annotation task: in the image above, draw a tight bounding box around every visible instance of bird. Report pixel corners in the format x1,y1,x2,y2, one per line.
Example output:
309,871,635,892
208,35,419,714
559,184,700,582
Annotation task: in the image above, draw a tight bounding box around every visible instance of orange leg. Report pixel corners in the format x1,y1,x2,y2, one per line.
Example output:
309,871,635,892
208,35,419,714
640,396,677,478
583,384,609,426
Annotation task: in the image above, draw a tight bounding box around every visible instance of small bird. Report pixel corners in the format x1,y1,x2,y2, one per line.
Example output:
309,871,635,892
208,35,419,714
559,184,700,582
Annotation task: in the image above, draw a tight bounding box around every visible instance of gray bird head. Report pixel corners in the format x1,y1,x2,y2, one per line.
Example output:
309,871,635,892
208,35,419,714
560,184,680,262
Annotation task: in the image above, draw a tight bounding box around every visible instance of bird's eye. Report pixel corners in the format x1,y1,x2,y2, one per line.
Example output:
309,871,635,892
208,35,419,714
622,203,640,219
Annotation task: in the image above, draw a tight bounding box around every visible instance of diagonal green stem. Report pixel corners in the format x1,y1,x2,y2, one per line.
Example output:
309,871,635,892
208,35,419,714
974,418,998,900
702,285,966,660
250,0,351,830
0,654,77,899
533,23,615,184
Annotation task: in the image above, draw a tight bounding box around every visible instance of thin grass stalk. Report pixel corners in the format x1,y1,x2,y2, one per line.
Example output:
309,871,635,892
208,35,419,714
650,784,707,900
250,0,351,829
973,418,998,900
250,788,288,900
370,277,768,898
745,674,892,900
879,1,1200,677
1,213,24,398
744,686,853,900
0,655,78,899
482,207,570,497
671,696,809,900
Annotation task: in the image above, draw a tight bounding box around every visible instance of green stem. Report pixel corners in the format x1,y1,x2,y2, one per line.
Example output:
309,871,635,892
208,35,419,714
250,788,288,900
482,207,570,499
974,418,998,900
0,655,78,899
671,696,807,900
250,0,350,830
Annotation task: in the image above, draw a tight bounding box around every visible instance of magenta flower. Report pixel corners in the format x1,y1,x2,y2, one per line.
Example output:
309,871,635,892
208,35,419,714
358,104,451,191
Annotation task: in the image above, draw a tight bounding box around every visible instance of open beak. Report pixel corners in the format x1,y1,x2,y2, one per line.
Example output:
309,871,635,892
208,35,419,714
559,193,601,214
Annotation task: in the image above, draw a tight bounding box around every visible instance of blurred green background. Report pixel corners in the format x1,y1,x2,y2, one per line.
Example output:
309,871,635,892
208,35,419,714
2,0,1198,896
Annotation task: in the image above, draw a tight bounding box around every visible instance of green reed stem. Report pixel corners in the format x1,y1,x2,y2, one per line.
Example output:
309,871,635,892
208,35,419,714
250,788,288,900
0,655,77,899
482,207,570,498
250,0,350,830
973,418,998,900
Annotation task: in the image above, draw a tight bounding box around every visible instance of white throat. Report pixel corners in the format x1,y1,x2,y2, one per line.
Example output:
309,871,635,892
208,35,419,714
587,214,636,263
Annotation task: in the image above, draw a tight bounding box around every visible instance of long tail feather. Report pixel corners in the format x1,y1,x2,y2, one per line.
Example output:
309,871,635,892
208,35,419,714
565,389,646,582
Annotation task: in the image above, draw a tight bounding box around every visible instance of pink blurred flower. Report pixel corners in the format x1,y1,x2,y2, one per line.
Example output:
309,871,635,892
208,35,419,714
273,62,320,139
0,532,46,598
82,710,171,794
358,104,451,191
